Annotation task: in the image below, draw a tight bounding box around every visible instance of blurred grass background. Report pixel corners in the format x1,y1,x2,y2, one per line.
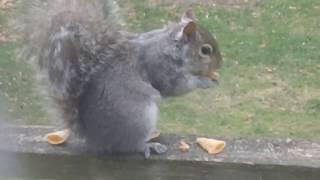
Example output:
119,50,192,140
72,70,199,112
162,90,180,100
0,0,319,139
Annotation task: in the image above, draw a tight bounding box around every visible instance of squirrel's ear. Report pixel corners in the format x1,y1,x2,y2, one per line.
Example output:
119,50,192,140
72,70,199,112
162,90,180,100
181,9,197,22
175,9,197,41
183,21,197,36
175,21,197,41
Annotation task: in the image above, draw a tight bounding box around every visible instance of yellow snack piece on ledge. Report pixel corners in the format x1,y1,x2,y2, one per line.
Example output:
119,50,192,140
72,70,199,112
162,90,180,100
45,129,70,145
196,137,226,154
178,140,190,152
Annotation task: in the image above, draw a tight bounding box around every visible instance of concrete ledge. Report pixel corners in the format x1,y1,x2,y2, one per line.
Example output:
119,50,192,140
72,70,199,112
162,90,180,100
0,125,319,179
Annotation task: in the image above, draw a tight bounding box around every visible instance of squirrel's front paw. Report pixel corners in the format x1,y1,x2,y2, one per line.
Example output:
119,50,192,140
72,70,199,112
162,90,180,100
144,142,168,158
196,77,217,89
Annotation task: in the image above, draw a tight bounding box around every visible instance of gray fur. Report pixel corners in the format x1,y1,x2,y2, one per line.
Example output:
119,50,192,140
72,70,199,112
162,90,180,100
17,0,222,157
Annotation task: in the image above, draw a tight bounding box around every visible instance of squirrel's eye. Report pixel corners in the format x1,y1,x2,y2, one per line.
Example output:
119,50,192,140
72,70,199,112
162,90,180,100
200,44,213,56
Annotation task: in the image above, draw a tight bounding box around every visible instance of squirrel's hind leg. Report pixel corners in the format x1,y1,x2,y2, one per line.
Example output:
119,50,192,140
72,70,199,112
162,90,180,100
139,102,168,158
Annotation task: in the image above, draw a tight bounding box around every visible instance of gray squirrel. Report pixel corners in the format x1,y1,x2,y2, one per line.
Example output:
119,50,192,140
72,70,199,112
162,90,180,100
17,0,222,158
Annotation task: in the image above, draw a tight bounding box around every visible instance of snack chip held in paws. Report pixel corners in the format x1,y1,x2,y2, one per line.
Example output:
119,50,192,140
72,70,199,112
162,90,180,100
196,137,225,154
207,69,219,81
45,129,70,145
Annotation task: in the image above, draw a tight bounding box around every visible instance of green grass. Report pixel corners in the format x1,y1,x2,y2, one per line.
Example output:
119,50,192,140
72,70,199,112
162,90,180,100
0,0,319,139
0,42,46,125
0,9,46,125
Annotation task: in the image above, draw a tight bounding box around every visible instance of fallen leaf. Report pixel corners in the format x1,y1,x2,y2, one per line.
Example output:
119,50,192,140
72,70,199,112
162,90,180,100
259,43,267,48
0,32,17,42
0,0,14,9
289,6,297,10
265,67,274,72
299,69,312,76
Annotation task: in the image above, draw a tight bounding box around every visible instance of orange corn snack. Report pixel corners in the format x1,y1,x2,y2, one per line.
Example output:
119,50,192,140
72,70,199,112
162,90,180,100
45,129,70,145
196,137,225,154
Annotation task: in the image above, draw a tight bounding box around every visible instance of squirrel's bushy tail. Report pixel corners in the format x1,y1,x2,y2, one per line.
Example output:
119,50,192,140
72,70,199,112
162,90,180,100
15,0,124,127
16,0,123,66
